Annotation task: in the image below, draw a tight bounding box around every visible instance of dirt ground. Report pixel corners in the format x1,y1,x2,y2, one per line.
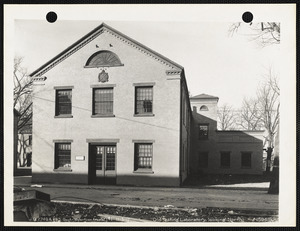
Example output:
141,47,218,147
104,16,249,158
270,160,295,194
33,202,278,222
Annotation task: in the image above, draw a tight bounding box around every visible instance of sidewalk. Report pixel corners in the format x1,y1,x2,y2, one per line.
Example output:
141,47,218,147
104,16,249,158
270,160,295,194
204,182,270,190
13,176,277,211
14,176,269,191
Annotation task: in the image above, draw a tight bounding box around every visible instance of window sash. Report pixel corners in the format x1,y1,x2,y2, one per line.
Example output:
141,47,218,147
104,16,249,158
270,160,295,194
96,146,103,170
241,152,252,168
220,152,230,167
135,87,153,114
200,105,208,111
134,143,153,170
55,143,71,169
56,90,72,115
199,124,209,139
199,152,208,168
106,146,116,171
93,88,114,115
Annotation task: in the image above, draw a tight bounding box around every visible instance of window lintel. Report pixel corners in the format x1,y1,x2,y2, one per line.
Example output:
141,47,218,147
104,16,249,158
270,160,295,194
90,84,116,88
132,140,155,143
133,82,156,87
54,86,74,89
86,139,120,143
53,139,73,143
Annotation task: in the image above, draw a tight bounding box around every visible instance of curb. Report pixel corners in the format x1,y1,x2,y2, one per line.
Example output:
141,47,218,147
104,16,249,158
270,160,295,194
51,200,278,214
96,214,153,222
51,200,194,211
201,186,269,191
15,183,269,192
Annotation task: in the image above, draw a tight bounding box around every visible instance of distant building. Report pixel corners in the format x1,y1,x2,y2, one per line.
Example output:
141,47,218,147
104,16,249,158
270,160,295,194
29,23,263,186
18,125,32,168
14,110,32,176
190,94,264,175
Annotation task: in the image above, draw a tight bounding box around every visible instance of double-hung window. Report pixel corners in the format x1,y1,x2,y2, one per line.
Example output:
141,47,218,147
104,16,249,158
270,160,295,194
55,88,73,117
54,142,71,170
199,152,209,168
199,124,209,140
135,86,153,115
134,143,153,171
241,152,252,168
93,88,114,116
220,151,231,168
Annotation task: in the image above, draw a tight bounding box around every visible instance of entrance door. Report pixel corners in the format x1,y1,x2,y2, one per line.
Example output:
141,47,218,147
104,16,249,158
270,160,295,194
89,145,116,185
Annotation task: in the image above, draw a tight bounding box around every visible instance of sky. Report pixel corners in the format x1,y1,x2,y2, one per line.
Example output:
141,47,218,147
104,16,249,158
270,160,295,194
14,20,280,108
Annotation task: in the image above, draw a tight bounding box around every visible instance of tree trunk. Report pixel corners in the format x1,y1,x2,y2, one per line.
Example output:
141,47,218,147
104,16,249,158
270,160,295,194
268,156,279,194
265,147,273,172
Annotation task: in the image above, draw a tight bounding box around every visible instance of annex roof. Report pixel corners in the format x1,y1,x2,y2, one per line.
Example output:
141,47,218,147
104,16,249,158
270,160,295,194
216,130,265,133
29,23,183,77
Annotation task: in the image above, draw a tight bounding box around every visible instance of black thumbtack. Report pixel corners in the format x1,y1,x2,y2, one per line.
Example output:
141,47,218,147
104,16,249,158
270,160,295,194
46,11,57,23
242,11,253,24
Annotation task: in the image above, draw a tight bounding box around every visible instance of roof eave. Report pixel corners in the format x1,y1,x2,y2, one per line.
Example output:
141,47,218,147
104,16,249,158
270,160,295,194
190,97,219,101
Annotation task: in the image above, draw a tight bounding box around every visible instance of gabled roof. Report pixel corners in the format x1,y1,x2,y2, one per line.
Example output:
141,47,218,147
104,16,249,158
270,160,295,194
29,23,183,77
190,93,219,100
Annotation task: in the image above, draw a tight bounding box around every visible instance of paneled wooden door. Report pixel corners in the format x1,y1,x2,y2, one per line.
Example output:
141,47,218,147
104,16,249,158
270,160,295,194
89,145,116,185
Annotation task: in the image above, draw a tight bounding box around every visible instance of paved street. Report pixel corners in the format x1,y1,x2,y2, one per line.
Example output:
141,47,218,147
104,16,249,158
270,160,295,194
14,176,278,211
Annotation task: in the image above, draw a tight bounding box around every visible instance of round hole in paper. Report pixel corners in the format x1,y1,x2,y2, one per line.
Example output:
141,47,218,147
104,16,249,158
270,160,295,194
46,11,57,23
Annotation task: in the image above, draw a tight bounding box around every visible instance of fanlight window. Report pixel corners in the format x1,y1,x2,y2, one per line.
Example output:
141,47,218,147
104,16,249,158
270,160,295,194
200,105,208,111
85,50,123,68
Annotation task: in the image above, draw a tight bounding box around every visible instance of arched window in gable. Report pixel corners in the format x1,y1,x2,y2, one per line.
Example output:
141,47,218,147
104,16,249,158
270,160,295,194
85,50,123,68
200,105,208,111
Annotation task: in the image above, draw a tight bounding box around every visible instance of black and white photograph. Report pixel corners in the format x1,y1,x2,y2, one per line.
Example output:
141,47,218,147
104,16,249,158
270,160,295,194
4,4,296,226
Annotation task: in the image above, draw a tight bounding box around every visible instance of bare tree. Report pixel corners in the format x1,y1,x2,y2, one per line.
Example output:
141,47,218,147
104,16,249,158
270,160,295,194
217,104,237,130
229,22,280,192
14,57,33,168
238,97,264,131
257,73,280,172
14,57,33,131
18,134,32,167
229,22,280,47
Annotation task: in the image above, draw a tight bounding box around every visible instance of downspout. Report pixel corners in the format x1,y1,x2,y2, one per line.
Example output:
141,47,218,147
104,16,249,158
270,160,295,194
179,73,183,186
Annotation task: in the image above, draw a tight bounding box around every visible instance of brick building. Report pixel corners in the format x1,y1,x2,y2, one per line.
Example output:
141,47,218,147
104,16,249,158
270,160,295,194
30,23,190,186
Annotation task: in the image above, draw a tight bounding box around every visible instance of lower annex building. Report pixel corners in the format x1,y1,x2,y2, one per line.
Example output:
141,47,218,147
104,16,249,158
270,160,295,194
29,23,263,187
189,94,264,175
